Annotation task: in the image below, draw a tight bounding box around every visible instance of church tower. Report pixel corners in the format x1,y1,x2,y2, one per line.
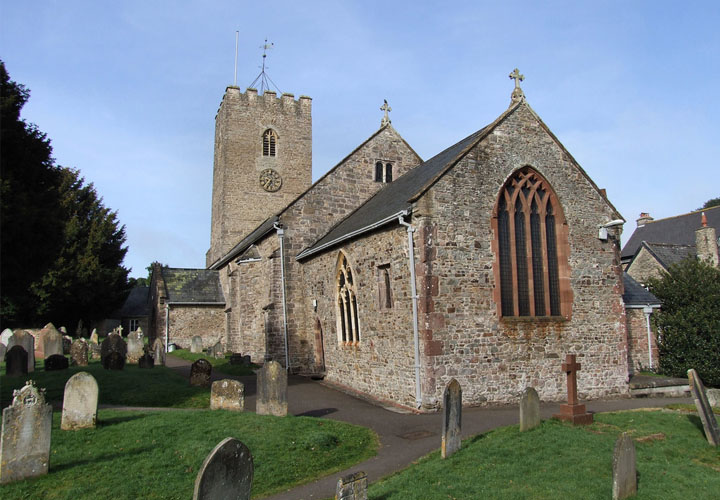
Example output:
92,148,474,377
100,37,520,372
207,86,312,267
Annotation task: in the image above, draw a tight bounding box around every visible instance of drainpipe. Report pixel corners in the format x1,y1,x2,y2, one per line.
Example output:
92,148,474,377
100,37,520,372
398,213,422,408
643,305,654,370
164,304,170,353
274,222,290,371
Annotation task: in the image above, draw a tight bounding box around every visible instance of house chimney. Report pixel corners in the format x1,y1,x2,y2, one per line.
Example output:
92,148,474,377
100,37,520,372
695,212,719,267
636,212,653,227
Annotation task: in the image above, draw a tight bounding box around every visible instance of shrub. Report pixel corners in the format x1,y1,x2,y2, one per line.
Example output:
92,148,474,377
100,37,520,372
647,257,720,386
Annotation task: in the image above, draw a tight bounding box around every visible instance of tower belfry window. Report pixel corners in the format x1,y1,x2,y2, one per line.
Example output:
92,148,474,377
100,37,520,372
263,129,277,157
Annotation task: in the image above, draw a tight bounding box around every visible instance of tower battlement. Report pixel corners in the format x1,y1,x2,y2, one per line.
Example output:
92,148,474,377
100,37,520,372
216,87,312,119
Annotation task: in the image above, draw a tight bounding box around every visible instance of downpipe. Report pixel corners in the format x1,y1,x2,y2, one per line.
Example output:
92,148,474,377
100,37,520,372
398,213,422,409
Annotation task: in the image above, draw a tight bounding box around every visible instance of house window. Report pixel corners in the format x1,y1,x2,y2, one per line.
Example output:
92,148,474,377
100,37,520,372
374,161,393,183
336,252,360,343
129,319,140,332
493,167,570,318
262,129,277,156
377,264,393,309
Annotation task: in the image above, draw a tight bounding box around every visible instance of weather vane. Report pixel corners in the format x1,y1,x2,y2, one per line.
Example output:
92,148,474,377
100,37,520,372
249,38,282,94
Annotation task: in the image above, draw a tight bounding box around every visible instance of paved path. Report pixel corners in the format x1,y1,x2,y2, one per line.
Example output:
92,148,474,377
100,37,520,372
164,355,693,500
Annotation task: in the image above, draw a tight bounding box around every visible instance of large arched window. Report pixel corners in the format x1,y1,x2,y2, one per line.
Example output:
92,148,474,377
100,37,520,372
493,167,571,318
336,252,360,343
262,129,277,156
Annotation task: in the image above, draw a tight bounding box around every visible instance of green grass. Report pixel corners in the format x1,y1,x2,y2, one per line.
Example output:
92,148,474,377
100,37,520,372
169,349,258,377
665,403,720,414
0,409,378,499
368,410,720,499
1,359,210,408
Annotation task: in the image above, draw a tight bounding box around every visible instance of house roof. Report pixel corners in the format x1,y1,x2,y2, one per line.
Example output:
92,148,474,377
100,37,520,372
622,272,660,306
621,205,720,260
161,268,225,304
118,286,150,317
638,242,696,270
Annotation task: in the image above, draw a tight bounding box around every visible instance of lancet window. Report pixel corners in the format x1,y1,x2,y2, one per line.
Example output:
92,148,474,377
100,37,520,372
336,252,360,343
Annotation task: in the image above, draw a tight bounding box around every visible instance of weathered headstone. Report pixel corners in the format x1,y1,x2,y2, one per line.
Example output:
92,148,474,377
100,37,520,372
553,354,593,425
89,342,102,360
0,380,52,484
256,360,288,417
208,341,224,359
191,336,203,354
0,344,6,363
211,379,245,411
138,353,155,369
707,389,720,408
612,432,637,500
687,368,719,446
44,354,69,371
229,353,244,365
126,330,145,364
101,333,127,370
520,386,541,431
336,471,368,500
89,329,99,344
190,359,212,387
152,338,165,366
43,326,64,358
193,437,253,500
5,346,28,377
0,328,13,347
62,335,72,355
70,339,89,366
441,378,462,458
7,330,35,373
61,372,98,430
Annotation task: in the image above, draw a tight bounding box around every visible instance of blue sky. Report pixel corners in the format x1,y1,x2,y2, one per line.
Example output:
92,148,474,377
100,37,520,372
3,1,719,278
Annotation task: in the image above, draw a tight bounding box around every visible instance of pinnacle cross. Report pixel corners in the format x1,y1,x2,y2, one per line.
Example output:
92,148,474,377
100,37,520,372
509,68,525,104
380,99,392,126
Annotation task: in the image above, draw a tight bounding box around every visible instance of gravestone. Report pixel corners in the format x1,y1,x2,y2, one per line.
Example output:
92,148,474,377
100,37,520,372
101,334,127,370
70,339,89,366
0,380,52,484
152,338,165,366
5,346,28,377
208,341,224,359
256,360,288,417
229,353,244,365
441,378,462,458
138,353,155,369
59,326,67,334
520,387,540,431
336,471,368,500
7,330,35,373
89,342,102,360
44,354,69,371
210,379,244,411
193,437,253,500
552,354,593,425
612,432,637,499
62,335,72,355
89,329,99,344
0,344,5,363
687,369,719,446
191,336,203,354
190,359,212,387
43,327,64,358
61,372,98,430
707,389,720,408
0,328,13,347
126,330,145,364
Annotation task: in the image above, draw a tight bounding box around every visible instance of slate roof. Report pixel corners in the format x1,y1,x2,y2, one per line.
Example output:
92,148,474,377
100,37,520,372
621,205,720,261
639,242,696,269
161,268,225,304
622,272,660,306
118,286,150,317
208,216,278,270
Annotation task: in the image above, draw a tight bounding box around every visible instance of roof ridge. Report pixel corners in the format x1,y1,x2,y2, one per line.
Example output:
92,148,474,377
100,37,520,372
643,205,720,224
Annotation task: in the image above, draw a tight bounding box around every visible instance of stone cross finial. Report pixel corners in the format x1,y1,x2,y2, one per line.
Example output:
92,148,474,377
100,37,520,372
380,99,392,127
509,68,525,104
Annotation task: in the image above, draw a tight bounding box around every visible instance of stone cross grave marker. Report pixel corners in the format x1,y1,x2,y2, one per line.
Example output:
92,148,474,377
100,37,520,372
126,330,144,364
256,360,288,416
44,354,69,371
687,368,719,446
191,336,203,353
70,339,89,366
441,378,462,458
152,338,165,366
336,471,368,500
61,372,99,430
5,345,28,377
7,330,35,373
612,432,637,499
553,354,593,425
100,333,127,370
193,437,253,500
42,324,64,358
190,359,212,387
211,379,245,411
520,386,540,431
0,380,53,484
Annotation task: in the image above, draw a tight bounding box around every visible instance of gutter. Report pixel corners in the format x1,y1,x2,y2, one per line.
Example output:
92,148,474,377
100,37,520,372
398,213,422,409
275,222,290,371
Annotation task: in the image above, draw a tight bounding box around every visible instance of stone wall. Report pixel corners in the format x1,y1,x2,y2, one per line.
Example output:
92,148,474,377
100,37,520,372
626,307,658,374
626,246,664,283
167,305,225,350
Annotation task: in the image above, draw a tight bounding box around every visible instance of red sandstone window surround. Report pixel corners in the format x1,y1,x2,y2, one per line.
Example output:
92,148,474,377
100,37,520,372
492,167,572,319
262,129,278,157
336,252,360,344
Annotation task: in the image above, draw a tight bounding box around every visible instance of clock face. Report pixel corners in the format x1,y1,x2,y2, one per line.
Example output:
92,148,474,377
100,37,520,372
259,168,282,192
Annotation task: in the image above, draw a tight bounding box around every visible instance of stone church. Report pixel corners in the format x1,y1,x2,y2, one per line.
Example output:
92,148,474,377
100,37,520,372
150,72,639,410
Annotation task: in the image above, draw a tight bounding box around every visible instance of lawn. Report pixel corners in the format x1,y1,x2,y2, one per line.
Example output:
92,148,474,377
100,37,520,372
1,359,210,408
169,349,258,377
0,409,378,499
368,410,720,499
